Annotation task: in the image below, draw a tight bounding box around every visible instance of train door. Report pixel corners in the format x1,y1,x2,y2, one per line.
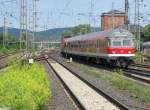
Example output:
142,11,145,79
86,40,89,54
96,40,100,55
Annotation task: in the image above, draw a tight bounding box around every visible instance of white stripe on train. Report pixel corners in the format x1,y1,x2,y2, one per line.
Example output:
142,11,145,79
64,50,135,57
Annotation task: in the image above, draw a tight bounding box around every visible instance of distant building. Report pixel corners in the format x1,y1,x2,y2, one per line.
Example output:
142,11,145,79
101,10,126,31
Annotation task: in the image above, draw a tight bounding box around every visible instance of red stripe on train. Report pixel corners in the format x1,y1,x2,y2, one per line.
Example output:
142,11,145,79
107,47,136,54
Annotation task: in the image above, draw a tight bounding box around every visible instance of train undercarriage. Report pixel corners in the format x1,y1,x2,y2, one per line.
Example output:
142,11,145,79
61,52,133,68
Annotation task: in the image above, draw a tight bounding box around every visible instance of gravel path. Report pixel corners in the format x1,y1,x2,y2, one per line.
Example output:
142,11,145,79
42,60,77,110
50,54,150,110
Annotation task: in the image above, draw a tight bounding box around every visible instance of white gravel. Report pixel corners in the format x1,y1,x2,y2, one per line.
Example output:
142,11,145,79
48,59,119,110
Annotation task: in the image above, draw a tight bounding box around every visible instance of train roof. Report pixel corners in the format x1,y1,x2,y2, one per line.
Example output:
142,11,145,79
65,29,134,42
143,41,150,47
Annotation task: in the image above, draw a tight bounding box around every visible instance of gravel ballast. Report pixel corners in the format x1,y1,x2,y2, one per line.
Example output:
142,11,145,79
42,60,77,110
50,53,150,110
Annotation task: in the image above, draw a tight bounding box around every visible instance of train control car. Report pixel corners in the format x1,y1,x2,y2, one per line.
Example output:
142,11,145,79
61,29,136,68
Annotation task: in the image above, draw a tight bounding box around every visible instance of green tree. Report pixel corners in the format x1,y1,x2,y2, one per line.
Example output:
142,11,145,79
143,24,150,41
21,32,27,42
0,33,3,44
7,35,17,42
62,30,72,38
72,24,93,36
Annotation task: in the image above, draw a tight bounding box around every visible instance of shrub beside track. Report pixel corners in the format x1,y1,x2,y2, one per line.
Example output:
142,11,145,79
0,61,51,110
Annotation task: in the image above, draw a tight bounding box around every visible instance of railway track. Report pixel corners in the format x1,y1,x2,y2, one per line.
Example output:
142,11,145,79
123,68,150,84
132,63,150,68
125,63,150,84
45,55,129,110
0,52,16,60
57,53,150,85
0,52,21,70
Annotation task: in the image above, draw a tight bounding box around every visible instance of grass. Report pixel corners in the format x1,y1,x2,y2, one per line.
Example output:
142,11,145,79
133,52,142,62
0,47,16,55
70,61,150,103
0,60,51,110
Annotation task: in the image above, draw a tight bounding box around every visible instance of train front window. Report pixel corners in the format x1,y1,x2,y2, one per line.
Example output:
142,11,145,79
110,37,134,47
112,41,122,47
123,39,131,46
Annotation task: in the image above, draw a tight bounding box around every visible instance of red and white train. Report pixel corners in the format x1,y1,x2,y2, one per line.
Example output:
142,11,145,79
61,29,136,68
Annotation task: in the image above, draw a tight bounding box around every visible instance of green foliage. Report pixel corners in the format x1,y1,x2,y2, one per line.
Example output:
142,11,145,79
0,47,17,55
134,52,142,61
72,24,93,36
0,47,9,54
0,33,17,43
102,72,150,102
0,33,20,52
143,24,150,41
21,32,27,42
0,61,51,110
61,24,93,38
62,31,72,38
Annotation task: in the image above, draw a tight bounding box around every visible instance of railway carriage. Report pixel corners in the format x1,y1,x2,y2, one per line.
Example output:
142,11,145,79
143,41,150,54
142,41,150,59
61,29,136,68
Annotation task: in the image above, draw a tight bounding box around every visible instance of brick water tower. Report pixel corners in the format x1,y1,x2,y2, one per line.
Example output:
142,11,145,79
101,10,126,31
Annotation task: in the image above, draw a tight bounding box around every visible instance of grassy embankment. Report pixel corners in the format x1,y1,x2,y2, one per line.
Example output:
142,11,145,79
0,47,16,55
70,60,150,103
0,60,51,110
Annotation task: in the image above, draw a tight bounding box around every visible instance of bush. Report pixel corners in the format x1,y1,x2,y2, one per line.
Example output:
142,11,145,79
0,61,51,110
134,52,142,61
0,47,8,54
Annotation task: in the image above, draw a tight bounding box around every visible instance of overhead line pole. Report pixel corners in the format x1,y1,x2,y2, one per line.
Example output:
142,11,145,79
1,0,17,49
32,0,35,50
32,0,39,50
125,0,129,29
3,14,6,48
137,0,141,51
111,2,115,29
20,0,28,52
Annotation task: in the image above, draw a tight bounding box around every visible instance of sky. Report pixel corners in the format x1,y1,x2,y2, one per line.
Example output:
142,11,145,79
0,0,150,31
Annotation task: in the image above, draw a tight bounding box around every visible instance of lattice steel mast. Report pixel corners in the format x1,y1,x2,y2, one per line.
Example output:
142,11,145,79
20,0,28,51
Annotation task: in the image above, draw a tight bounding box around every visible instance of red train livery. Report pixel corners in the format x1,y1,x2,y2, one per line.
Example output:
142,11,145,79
61,29,136,68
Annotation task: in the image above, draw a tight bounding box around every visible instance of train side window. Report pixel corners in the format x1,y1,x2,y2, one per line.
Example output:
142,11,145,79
82,41,84,48
97,40,98,48
93,41,94,48
85,42,86,48
98,40,100,48
90,41,92,48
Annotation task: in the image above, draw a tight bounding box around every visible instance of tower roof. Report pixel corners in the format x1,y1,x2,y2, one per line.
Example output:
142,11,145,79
101,10,126,17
